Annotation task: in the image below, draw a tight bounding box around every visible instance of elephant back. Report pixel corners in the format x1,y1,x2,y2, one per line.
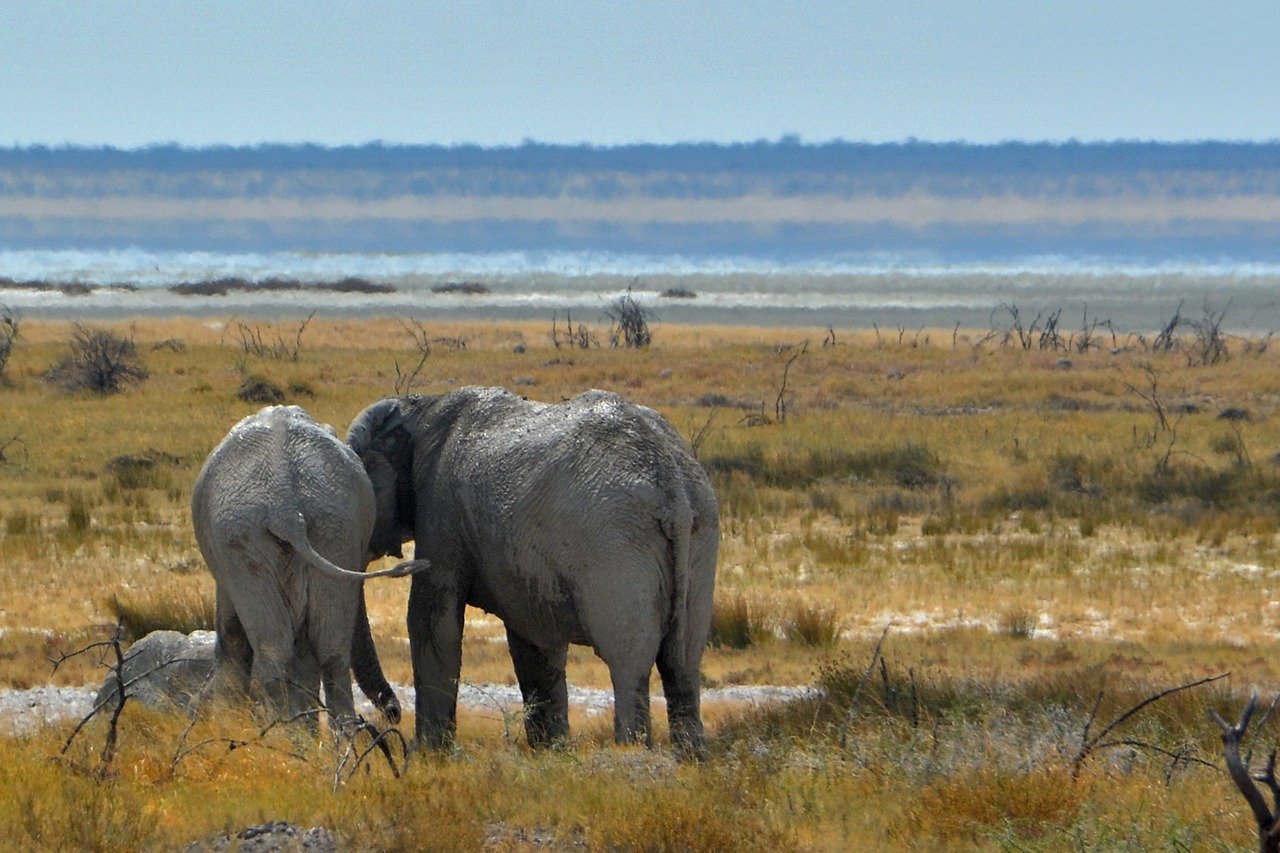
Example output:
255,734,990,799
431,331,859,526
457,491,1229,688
193,405,374,540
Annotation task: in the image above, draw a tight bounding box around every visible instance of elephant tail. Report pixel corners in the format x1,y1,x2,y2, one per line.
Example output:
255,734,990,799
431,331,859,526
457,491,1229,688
266,508,427,581
662,501,695,658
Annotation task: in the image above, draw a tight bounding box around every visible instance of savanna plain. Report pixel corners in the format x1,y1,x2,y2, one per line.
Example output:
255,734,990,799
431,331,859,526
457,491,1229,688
1,311,1279,850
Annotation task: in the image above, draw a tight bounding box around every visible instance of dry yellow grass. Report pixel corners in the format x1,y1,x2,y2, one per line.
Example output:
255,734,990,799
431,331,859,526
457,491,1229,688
1,315,1279,847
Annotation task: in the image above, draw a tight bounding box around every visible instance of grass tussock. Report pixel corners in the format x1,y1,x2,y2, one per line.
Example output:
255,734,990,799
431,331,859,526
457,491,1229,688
782,600,842,647
708,593,771,649
898,767,1090,843
107,589,215,640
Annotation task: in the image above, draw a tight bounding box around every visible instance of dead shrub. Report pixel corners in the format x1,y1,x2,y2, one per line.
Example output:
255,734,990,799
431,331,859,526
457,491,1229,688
44,325,149,394
606,287,652,348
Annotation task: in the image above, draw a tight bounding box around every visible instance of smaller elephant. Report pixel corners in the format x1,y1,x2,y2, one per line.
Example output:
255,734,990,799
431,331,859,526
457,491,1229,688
191,405,421,724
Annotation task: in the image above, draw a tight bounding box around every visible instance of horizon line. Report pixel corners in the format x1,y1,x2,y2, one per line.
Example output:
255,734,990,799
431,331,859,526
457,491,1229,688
4,137,1280,154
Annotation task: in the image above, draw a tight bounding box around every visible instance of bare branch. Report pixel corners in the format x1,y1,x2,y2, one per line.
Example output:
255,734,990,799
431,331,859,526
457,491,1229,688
0,303,18,381
687,411,716,461
774,340,809,424
1072,671,1230,777
1210,691,1280,852
605,284,653,348
837,625,892,748
1152,301,1184,353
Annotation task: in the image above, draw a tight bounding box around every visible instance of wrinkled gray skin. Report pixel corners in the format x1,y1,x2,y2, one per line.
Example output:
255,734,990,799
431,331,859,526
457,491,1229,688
191,405,418,724
348,387,719,757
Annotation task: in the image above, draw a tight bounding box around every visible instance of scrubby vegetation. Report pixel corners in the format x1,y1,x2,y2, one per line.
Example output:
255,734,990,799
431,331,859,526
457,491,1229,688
1,316,1280,847
43,325,149,394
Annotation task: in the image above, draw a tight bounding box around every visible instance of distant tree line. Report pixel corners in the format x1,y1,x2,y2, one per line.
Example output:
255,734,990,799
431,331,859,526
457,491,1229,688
1,139,1277,186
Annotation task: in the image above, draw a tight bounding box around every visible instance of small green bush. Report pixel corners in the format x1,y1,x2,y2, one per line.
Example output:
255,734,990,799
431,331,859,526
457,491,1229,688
5,511,34,536
287,379,316,398
997,607,1037,639
236,374,285,404
105,450,181,492
1136,464,1243,508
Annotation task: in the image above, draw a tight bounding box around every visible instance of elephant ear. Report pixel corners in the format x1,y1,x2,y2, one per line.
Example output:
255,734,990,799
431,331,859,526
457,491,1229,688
363,449,404,560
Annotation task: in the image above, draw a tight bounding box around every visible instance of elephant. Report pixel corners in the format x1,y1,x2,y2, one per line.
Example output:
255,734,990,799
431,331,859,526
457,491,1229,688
191,405,422,725
347,387,719,757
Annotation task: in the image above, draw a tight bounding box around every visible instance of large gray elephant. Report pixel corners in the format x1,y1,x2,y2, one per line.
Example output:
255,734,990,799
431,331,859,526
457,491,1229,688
347,387,719,757
191,405,420,724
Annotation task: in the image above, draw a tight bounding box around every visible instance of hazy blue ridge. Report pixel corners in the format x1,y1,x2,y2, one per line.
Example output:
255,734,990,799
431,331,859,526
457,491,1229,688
2,140,1279,199
2,141,1278,262
3,217,1279,263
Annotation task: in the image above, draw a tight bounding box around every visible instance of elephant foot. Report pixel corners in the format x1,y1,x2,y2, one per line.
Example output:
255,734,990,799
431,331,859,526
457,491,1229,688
372,689,401,725
672,731,708,763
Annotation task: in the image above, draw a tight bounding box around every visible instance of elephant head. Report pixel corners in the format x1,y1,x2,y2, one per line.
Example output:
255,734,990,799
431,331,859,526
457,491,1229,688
347,396,428,559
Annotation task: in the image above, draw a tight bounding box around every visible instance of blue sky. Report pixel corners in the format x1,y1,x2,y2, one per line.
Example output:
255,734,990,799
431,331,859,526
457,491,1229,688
2,1,1277,148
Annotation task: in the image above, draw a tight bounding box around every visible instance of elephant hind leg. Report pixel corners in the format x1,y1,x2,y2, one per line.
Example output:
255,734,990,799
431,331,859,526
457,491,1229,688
214,584,252,691
219,556,298,721
287,639,323,730
307,610,358,724
657,633,707,761
586,594,660,748
507,630,569,748
194,584,254,715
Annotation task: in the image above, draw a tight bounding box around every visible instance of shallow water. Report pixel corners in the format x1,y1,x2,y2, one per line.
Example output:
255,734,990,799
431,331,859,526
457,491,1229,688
2,248,1277,332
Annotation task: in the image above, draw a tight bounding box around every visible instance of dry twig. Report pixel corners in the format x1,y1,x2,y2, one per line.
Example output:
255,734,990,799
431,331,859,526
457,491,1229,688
1070,671,1229,777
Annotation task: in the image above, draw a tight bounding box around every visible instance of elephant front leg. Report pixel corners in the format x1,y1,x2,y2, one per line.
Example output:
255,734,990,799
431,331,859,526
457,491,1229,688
408,572,465,749
610,667,654,748
507,630,569,748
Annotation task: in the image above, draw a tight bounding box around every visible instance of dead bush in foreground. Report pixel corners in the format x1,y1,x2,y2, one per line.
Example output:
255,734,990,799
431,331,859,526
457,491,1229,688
44,325,149,394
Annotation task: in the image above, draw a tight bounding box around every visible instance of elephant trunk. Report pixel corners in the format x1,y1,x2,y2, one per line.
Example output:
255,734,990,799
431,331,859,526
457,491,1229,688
351,595,401,724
